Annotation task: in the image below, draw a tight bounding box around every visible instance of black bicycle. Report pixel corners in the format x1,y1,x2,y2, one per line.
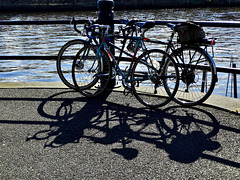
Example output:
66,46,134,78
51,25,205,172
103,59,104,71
143,21,218,106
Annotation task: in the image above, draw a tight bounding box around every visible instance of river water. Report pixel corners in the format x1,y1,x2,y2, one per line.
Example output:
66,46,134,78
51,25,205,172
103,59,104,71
0,7,239,98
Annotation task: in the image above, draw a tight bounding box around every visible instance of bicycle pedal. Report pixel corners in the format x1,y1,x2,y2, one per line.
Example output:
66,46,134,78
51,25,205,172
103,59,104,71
122,79,133,91
123,89,133,96
125,85,133,91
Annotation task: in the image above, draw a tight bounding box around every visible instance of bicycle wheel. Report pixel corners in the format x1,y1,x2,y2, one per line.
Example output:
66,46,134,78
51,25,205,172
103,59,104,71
72,45,112,97
57,39,89,89
172,46,217,106
131,49,179,108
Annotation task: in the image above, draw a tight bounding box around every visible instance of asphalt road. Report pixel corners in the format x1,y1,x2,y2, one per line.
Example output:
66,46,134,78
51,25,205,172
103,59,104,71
0,88,239,179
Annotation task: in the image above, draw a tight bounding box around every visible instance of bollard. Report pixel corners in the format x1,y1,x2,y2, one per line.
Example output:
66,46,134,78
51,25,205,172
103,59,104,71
97,0,114,27
97,0,116,89
97,0,115,52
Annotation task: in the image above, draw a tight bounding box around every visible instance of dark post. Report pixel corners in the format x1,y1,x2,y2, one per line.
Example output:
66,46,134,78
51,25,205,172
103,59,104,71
97,0,115,52
97,0,114,28
97,0,115,89
233,63,238,98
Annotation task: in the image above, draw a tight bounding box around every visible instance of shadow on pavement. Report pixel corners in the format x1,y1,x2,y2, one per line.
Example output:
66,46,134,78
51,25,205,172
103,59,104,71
1,89,239,167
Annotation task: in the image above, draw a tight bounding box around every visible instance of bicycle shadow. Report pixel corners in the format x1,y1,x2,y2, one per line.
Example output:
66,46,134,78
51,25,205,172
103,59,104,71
158,106,220,163
28,89,223,163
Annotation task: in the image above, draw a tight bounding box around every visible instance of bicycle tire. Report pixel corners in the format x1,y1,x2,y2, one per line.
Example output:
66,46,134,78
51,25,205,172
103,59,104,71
131,49,179,108
172,46,217,106
72,45,112,98
57,39,89,89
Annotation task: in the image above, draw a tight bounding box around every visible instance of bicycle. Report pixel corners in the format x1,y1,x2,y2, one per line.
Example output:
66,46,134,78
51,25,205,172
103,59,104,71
143,21,218,106
72,22,179,108
56,17,132,89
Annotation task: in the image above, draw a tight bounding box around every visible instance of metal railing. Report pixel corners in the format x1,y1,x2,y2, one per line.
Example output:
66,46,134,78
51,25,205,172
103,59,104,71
0,19,239,98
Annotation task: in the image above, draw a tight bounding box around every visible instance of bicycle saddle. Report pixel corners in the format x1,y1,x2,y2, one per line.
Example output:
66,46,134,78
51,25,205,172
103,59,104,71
127,19,140,26
166,23,176,30
135,21,155,29
120,19,140,26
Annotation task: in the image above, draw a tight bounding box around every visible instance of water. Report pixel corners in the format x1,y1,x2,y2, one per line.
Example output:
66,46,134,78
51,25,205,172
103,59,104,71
0,7,239,98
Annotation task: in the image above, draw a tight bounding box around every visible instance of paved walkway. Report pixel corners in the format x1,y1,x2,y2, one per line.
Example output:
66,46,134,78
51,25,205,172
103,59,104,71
0,82,239,179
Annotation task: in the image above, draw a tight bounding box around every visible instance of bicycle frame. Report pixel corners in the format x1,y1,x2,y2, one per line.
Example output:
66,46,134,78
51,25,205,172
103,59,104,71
73,22,180,107
92,31,155,87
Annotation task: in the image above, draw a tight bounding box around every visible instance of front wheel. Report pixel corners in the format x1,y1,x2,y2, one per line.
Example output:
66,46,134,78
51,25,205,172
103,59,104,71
57,39,89,89
72,45,112,98
131,49,179,108
172,46,217,106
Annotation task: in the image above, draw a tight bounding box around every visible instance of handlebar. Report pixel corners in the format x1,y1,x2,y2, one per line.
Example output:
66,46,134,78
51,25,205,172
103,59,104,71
86,24,111,39
71,17,96,35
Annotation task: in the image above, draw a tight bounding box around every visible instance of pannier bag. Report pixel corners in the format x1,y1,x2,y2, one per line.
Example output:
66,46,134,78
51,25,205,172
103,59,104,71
175,21,205,43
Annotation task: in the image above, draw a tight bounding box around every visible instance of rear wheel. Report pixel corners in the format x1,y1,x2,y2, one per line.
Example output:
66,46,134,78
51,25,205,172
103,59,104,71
172,46,217,106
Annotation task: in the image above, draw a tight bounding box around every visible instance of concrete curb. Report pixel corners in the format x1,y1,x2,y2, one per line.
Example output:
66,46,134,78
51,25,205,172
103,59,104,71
0,82,67,89
0,82,239,114
204,94,240,114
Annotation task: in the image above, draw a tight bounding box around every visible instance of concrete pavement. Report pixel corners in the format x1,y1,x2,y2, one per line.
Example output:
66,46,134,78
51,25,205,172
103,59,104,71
0,82,239,179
